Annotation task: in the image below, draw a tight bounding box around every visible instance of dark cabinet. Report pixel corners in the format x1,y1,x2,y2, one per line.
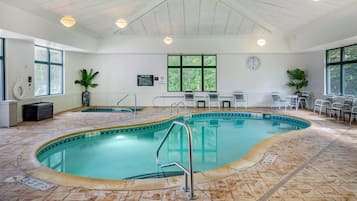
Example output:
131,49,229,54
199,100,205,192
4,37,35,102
23,102,53,121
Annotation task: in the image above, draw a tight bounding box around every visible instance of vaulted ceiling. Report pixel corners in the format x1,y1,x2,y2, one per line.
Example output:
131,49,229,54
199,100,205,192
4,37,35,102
1,0,357,38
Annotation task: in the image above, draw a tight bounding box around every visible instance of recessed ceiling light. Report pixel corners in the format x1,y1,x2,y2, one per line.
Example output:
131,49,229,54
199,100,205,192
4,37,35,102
163,36,173,45
115,18,128,29
60,16,76,28
312,0,320,2
257,39,266,47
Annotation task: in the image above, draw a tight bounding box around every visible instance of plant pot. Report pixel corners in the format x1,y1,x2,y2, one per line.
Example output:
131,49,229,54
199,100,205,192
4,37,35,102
82,91,90,106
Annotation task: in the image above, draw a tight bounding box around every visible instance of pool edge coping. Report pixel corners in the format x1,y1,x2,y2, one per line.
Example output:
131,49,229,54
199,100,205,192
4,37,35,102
17,111,312,191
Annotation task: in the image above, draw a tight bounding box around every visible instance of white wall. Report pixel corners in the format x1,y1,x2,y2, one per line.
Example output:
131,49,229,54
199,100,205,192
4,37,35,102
80,53,315,107
5,39,84,121
296,51,325,106
3,38,326,123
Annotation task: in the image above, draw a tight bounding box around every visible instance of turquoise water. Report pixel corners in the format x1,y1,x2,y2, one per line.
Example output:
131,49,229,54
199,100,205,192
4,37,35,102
37,113,308,180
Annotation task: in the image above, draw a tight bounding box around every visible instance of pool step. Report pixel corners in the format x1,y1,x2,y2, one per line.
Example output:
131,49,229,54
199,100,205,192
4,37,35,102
125,171,199,179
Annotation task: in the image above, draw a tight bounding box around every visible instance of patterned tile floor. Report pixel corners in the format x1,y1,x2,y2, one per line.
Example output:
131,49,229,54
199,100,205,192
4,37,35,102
0,107,356,201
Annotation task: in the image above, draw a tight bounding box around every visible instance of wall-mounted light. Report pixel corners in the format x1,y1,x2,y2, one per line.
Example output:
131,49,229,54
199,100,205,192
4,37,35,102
257,39,266,47
115,18,128,29
163,36,173,45
60,16,76,28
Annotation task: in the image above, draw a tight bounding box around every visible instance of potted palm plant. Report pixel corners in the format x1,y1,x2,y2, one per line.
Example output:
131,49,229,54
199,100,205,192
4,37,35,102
74,68,99,106
286,68,308,95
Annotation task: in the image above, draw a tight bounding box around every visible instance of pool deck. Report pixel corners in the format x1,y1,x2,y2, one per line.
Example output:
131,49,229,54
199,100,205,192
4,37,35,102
0,107,356,201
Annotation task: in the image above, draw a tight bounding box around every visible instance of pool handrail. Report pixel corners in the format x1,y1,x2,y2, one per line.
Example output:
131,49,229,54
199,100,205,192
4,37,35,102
117,93,137,117
156,121,196,200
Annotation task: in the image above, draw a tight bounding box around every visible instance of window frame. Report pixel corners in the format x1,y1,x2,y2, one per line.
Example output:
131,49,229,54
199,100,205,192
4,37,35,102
34,45,64,96
326,44,357,96
167,54,217,92
0,38,5,100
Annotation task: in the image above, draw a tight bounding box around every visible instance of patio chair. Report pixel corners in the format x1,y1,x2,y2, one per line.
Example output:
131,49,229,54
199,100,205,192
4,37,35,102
208,93,220,108
184,92,195,107
350,106,357,126
232,91,247,108
298,91,310,109
271,92,288,110
343,98,357,122
313,95,333,115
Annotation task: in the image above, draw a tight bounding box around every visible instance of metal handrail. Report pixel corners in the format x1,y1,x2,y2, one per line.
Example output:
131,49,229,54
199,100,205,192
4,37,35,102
116,94,129,105
156,121,195,200
117,93,137,117
170,101,186,114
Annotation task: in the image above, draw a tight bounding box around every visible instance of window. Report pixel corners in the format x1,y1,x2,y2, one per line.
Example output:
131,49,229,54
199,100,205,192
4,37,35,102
326,44,357,96
0,38,4,100
34,46,63,96
167,55,216,92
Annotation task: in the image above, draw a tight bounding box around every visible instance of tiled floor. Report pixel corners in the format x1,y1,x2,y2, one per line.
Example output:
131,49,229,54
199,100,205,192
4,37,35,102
0,107,356,201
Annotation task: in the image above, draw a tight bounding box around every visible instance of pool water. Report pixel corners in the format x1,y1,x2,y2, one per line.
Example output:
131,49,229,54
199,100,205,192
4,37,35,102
37,113,308,180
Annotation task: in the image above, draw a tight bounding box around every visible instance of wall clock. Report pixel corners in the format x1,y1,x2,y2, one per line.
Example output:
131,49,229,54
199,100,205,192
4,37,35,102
246,56,261,71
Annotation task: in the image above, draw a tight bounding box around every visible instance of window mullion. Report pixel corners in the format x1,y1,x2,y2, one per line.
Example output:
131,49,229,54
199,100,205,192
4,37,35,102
201,55,204,92
48,48,51,95
180,56,182,92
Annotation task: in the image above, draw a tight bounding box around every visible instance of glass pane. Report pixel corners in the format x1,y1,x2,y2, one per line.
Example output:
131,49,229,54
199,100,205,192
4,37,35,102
50,65,63,94
34,63,49,96
182,68,202,91
204,68,216,91
326,65,341,95
0,61,3,100
327,49,341,63
343,45,357,61
50,49,62,64
168,55,180,66
182,56,202,66
0,39,3,56
204,56,216,66
168,68,180,91
35,46,48,62
343,63,357,95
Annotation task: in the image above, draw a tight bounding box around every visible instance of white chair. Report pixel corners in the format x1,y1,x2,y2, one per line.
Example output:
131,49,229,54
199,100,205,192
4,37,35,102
184,92,195,107
350,106,357,126
271,92,289,111
233,92,247,108
313,95,333,115
286,95,299,111
343,98,357,122
208,93,220,108
299,91,310,109
329,102,345,120
326,96,345,119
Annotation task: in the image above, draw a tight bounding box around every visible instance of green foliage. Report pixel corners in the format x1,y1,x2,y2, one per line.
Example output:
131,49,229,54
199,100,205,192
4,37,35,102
286,68,308,93
74,68,99,92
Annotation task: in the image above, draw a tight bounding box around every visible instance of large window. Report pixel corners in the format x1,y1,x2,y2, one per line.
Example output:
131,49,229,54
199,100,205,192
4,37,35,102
0,38,4,100
167,55,216,92
34,46,63,96
326,44,357,96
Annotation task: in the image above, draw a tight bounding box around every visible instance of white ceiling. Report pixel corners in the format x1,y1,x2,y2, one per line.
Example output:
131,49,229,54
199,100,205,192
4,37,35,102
1,0,357,38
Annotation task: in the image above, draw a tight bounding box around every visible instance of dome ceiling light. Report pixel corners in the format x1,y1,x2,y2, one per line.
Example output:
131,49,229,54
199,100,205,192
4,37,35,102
115,18,128,29
60,16,76,28
257,39,266,47
163,36,173,45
